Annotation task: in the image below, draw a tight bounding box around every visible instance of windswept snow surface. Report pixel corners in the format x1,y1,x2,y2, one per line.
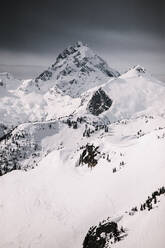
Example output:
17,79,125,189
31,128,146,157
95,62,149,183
0,114,165,248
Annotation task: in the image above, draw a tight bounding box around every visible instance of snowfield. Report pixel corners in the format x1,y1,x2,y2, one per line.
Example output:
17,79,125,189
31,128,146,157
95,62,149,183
0,42,165,248
0,115,165,248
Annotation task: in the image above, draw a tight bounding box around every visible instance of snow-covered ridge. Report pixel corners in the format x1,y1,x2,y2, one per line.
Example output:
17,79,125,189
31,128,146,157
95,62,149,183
70,65,165,123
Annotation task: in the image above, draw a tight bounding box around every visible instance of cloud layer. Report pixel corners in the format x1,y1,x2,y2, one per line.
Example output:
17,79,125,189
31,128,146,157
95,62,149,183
0,0,164,79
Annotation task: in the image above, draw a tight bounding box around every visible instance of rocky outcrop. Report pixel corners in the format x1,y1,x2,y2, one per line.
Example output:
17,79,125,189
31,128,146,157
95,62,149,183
88,88,112,116
83,219,126,248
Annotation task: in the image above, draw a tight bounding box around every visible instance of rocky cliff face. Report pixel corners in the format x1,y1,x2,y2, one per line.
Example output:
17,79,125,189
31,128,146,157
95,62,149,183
88,88,113,116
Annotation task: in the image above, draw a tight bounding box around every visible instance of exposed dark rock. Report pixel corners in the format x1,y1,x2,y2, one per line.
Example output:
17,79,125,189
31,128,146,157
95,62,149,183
79,144,100,168
83,219,126,248
0,81,4,87
35,70,53,82
69,79,77,85
0,124,8,139
55,41,85,62
133,65,146,73
88,88,112,116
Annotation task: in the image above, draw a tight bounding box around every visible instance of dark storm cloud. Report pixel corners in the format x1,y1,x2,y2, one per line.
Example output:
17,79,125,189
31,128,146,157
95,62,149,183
0,0,164,53
0,0,164,80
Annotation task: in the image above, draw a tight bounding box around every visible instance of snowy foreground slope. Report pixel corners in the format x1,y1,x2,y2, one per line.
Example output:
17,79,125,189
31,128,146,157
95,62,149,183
0,115,165,248
0,43,165,248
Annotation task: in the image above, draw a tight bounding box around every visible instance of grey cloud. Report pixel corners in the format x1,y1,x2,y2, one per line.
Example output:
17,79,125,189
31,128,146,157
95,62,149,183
0,0,164,80
0,0,164,52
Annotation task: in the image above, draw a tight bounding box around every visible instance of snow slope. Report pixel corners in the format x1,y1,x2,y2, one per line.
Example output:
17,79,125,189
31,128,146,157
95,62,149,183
73,65,165,122
0,114,165,248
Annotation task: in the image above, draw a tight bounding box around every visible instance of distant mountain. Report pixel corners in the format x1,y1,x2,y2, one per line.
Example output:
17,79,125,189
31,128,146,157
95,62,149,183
34,41,120,97
0,72,21,90
0,42,119,126
0,48,165,128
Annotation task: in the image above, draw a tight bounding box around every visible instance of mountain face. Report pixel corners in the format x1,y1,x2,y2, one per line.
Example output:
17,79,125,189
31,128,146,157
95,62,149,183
0,43,165,248
1,43,164,128
34,41,120,97
0,42,119,126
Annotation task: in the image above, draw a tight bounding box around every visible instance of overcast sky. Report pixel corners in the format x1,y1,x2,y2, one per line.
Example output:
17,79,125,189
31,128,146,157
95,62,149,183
0,0,165,80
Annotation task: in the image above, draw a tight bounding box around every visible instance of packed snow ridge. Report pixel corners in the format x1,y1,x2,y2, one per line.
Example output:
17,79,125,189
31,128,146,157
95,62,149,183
0,42,165,248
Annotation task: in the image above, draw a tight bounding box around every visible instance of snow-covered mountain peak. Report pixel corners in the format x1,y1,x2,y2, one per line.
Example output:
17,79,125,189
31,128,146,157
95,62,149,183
34,42,120,97
54,41,89,62
133,65,146,73
0,43,164,128
120,65,149,80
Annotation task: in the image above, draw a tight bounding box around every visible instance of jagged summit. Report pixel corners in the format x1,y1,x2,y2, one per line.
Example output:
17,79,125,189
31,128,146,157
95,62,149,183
128,65,146,74
34,41,120,97
120,65,148,79
127,65,147,75
53,41,86,64
54,41,88,62
133,65,146,73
